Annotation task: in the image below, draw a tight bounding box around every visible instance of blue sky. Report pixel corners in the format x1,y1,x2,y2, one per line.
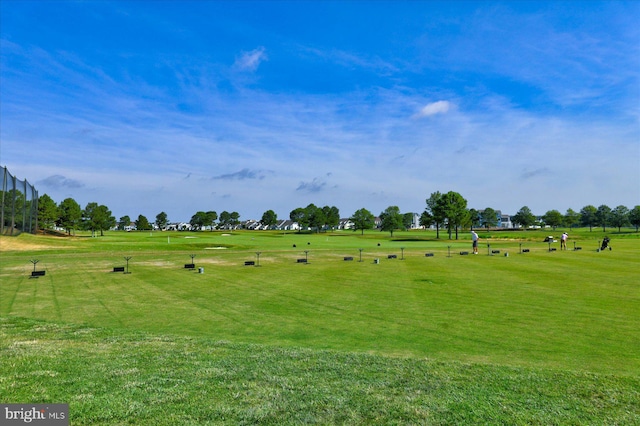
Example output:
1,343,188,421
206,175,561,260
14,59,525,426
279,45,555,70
1,1,639,222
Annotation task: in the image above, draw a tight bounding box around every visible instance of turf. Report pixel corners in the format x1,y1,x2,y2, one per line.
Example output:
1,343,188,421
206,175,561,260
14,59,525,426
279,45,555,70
2,316,638,425
1,229,639,424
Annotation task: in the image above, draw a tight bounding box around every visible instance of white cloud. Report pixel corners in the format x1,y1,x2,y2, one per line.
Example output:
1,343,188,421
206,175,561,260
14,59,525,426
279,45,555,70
414,100,452,118
234,47,267,72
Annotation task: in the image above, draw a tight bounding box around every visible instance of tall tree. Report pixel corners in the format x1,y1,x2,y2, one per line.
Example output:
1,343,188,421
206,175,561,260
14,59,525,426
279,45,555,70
402,212,414,230
379,206,403,237
218,211,231,229
629,205,640,232
289,207,307,232
468,208,482,230
155,211,169,230
610,205,629,232
230,212,240,229
118,215,131,231
419,210,433,230
306,204,325,233
440,191,469,239
580,205,598,231
513,206,536,229
135,214,152,231
542,209,564,230
205,211,218,231
564,208,580,230
595,205,611,232
350,208,375,235
425,191,445,239
82,202,115,236
58,198,82,235
480,208,498,230
190,211,208,230
37,194,59,230
322,206,340,231
260,210,278,229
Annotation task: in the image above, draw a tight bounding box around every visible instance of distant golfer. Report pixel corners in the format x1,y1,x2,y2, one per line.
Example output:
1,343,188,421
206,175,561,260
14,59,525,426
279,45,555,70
471,230,479,254
561,232,568,250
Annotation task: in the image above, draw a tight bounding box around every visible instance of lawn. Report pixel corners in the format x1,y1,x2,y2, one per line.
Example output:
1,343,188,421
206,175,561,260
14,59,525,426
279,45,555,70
1,228,639,424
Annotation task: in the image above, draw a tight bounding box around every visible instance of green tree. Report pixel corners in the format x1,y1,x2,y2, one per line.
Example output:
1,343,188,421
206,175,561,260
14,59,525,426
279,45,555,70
542,209,564,230
580,205,598,231
118,215,131,231
468,208,481,230
37,194,59,230
135,214,152,231
205,211,218,230
322,206,340,231
419,210,433,230
350,208,375,235
440,191,469,239
480,208,498,231
379,206,403,237
289,208,307,232
156,212,169,230
629,206,640,232
610,205,629,232
260,210,278,229
190,211,207,230
425,191,445,239
230,212,240,229
218,211,231,229
306,204,325,233
513,206,536,229
595,205,611,232
402,212,414,230
564,208,580,230
58,198,82,235
82,202,115,236
1,189,27,231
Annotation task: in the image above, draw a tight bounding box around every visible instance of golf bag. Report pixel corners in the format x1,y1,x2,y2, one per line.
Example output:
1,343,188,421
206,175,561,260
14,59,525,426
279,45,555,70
600,237,611,251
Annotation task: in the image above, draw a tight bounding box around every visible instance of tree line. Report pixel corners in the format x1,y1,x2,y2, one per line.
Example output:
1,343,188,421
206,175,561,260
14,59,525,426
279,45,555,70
34,191,640,238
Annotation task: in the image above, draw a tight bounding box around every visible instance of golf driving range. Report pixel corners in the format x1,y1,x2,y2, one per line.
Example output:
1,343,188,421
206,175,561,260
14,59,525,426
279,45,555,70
1,229,638,424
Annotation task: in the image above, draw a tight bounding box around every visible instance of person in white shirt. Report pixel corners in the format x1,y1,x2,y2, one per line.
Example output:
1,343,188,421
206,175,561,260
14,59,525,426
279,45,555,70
561,232,568,250
471,230,479,254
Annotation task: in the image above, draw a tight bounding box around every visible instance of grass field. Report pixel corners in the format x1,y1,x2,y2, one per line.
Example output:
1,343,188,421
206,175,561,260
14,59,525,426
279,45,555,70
1,228,639,424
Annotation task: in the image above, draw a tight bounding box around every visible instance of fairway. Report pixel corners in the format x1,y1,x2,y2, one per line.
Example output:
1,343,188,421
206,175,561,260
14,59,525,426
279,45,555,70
1,229,638,374
1,229,639,424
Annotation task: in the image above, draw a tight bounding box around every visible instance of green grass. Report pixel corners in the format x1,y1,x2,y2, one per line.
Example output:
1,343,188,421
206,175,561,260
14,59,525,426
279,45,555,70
2,316,638,425
1,229,639,424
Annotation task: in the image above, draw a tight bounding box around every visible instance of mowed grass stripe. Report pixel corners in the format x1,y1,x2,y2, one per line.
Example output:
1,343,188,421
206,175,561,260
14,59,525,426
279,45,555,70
1,316,638,425
0,230,638,375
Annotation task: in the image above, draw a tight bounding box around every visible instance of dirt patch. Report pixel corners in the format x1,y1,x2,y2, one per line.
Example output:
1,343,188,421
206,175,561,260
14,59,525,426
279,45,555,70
0,236,66,252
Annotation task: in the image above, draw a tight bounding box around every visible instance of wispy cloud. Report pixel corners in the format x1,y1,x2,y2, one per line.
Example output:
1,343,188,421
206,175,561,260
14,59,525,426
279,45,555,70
37,175,85,189
296,177,328,193
2,2,637,221
520,168,550,180
211,168,273,181
234,47,267,72
413,100,452,118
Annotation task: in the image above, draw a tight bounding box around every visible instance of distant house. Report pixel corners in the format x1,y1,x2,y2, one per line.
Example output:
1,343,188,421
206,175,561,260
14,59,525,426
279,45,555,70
274,220,300,231
410,213,421,229
500,214,513,228
338,218,354,230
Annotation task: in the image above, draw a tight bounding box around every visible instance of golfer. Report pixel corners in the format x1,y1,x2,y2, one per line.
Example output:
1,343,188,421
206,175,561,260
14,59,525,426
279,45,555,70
561,232,568,250
471,230,479,254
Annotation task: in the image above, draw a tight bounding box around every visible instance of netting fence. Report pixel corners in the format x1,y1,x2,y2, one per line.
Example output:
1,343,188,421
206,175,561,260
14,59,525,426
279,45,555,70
1,166,39,235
